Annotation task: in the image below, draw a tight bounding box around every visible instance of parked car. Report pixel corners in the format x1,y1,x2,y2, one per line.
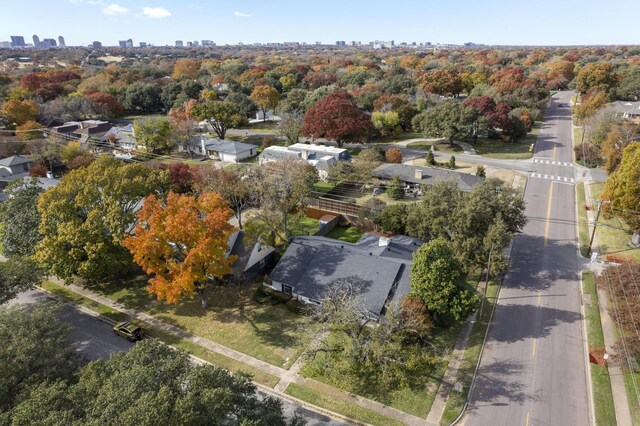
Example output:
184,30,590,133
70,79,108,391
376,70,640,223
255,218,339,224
113,321,144,341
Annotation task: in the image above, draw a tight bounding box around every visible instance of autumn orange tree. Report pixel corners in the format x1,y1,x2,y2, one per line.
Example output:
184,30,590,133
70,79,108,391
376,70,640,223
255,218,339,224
123,192,237,308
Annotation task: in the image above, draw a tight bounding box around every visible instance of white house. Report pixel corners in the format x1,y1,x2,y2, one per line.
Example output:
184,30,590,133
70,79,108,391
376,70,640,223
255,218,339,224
258,144,347,181
199,137,258,163
101,124,136,151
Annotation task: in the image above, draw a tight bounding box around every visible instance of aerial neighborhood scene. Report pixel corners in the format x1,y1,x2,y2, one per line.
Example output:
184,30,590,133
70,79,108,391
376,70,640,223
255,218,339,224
1,1,640,425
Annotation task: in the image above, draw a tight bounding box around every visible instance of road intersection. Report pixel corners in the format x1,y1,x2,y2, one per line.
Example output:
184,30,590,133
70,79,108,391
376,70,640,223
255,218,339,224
466,92,591,426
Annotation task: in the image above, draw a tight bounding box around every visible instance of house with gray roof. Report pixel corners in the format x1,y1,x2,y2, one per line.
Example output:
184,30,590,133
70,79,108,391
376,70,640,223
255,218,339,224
604,101,640,121
226,230,277,281
259,144,344,181
373,164,483,192
199,137,258,163
267,233,424,316
101,124,136,151
49,120,112,144
0,155,32,177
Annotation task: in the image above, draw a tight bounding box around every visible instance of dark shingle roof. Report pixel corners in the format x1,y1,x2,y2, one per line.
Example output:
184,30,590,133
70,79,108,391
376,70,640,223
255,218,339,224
269,234,424,315
373,163,483,192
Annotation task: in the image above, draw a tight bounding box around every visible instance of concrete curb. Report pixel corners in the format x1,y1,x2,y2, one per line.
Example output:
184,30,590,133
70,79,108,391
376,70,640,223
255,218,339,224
36,286,117,326
578,271,597,426
36,285,366,426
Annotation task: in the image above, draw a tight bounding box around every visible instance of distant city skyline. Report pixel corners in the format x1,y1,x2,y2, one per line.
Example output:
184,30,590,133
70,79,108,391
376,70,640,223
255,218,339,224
1,0,640,47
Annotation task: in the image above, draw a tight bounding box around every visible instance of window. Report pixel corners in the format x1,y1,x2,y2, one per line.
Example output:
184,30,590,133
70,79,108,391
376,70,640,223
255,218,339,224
282,285,293,295
259,258,266,268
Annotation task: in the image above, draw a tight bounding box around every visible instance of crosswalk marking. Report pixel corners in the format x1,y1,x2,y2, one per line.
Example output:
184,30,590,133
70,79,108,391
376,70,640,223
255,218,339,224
533,158,573,167
529,172,575,183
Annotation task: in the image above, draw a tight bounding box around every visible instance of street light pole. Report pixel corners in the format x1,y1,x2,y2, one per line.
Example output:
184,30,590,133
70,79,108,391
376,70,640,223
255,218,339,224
587,199,610,256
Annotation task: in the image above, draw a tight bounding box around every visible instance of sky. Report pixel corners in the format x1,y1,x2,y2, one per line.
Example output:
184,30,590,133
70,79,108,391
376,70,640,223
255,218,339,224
1,0,640,47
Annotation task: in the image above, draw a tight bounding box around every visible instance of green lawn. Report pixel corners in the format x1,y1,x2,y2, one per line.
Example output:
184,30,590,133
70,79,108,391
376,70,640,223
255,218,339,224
407,141,462,153
374,132,424,144
290,216,320,237
40,281,128,323
581,271,616,426
284,383,406,426
90,279,308,368
576,183,590,258
472,125,539,159
40,280,279,387
311,181,336,196
590,183,640,263
325,225,365,243
441,275,496,425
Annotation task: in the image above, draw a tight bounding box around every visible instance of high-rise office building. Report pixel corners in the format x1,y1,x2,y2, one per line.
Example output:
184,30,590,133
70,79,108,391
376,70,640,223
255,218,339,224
92,41,102,48
139,42,148,47
58,36,65,47
32,35,40,47
42,38,57,48
201,40,214,46
119,39,133,48
10,36,25,47
175,40,183,47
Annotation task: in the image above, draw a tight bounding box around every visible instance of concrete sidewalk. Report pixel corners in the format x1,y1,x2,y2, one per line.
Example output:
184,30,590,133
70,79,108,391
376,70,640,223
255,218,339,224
61,281,425,426
583,182,633,426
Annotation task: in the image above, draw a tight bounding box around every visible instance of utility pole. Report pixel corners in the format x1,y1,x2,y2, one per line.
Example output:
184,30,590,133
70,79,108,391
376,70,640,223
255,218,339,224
587,200,610,256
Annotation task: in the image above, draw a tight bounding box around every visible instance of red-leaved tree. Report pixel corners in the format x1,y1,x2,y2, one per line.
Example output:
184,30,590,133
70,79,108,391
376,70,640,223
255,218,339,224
301,91,373,148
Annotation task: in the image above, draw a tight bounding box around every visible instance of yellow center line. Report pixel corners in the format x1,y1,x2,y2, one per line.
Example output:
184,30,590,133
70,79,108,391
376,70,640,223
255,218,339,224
526,411,530,426
538,290,541,305
553,146,557,161
532,339,537,357
544,182,554,246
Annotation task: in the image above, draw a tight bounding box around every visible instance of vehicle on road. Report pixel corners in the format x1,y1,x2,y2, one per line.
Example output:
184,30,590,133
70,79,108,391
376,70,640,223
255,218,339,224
113,321,144,341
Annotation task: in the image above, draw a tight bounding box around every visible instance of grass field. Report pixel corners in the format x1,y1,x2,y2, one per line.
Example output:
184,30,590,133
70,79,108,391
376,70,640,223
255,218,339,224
325,225,364,243
440,277,498,425
407,141,463,153
284,383,406,426
589,183,640,263
290,216,320,237
581,271,617,426
90,279,307,368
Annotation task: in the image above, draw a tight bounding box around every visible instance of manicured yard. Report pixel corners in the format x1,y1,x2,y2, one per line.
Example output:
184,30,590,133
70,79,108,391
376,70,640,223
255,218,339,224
407,141,462,153
374,132,424,144
40,281,128,323
581,271,616,426
40,280,280,387
589,183,640,263
90,279,308,368
285,383,406,426
290,216,320,237
311,181,336,196
472,125,540,160
325,225,365,243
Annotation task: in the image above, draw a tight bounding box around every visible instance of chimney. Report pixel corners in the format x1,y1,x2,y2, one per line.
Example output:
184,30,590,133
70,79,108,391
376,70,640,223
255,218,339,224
379,237,390,247
415,169,423,180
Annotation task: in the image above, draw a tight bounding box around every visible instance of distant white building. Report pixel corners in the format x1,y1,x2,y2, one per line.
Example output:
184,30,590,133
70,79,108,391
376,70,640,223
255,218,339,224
101,124,136,151
259,143,349,181
198,137,258,163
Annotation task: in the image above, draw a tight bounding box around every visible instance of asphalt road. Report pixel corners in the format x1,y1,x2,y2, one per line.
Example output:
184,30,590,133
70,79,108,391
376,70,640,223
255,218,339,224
466,92,591,426
10,290,345,426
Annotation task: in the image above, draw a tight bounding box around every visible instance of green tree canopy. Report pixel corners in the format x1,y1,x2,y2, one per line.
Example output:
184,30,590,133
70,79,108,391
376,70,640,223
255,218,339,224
133,116,176,154
9,338,298,426
410,238,478,321
412,99,478,144
192,100,243,140
0,303,79,414
35,156,168,282
0,178,43,256
0,256,44,304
